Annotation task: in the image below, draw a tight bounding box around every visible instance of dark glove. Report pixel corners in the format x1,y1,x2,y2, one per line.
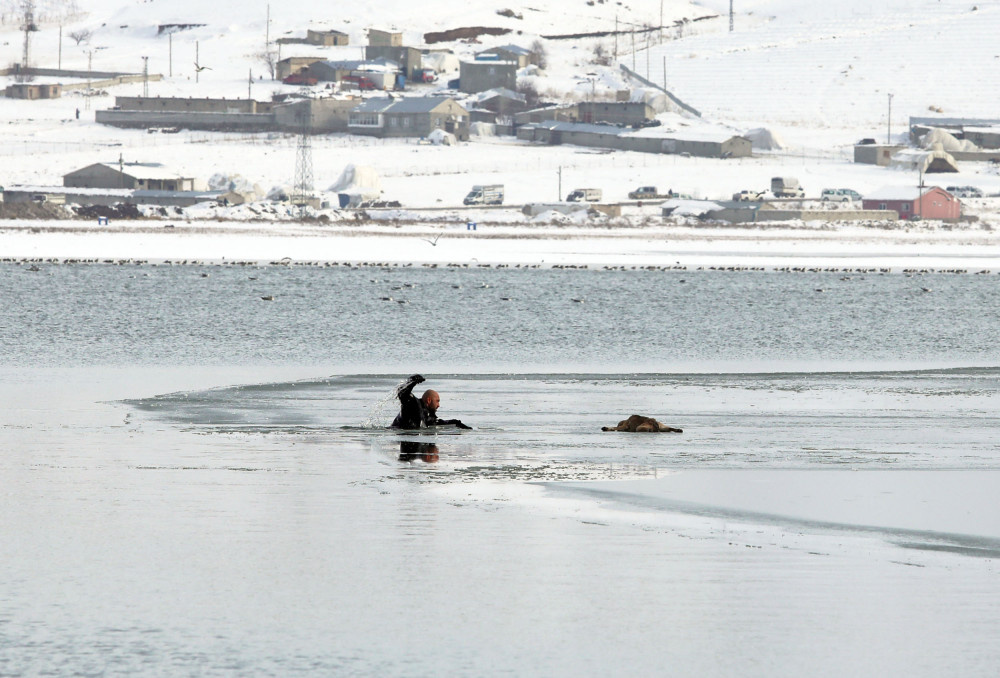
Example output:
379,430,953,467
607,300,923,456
410,374,425,384
456,421,472,430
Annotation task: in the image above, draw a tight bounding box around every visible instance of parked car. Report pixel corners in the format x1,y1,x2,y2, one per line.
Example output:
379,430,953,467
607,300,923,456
628,186,667,200
415,68,438,83
821,188,862,202
732,190,764,202
946,185,983,198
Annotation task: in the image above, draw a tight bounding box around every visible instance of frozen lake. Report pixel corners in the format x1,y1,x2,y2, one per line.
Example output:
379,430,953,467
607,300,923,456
2,263,999,676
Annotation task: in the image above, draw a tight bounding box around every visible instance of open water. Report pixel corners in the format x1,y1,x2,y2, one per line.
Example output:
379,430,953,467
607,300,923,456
2,262,999,676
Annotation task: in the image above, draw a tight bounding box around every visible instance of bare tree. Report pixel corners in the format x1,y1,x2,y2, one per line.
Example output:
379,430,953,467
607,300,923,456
68,29,92,45
529,39,547,69
592,43,610,66
255,49,277,79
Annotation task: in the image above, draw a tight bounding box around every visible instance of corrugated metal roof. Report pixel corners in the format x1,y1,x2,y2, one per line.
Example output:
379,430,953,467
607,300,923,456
530,120,628,136
354,96,457,114
864,186,935,201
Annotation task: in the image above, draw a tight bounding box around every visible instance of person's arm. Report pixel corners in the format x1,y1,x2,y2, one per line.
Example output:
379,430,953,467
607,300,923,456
396,374,425,400
435,418,472,430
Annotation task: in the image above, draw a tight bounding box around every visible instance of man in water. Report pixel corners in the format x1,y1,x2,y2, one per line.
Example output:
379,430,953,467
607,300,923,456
391,374,472,430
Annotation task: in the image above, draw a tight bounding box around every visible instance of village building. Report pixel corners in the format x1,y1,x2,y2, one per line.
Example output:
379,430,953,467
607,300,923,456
273,97,360,133
514,104,580,125
276,57,326,81
459,61,517,94
347,97,469,140
364,45,423,81
5,83,62,99
577,101,655,126
517,121,750,158
862,186,960,221
368,29,402,47
475,44,533,69
112,96,273,114
306,59,399,89
64,163,198,192
306,29,349,46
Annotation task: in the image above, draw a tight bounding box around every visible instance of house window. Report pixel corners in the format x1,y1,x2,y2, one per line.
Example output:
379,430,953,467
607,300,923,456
879,203,887,210
402,117,411,127
390,117,398,127
349,112,382,127
902,203,910,211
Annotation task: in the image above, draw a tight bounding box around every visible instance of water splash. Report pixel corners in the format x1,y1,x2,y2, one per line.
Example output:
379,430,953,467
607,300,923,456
360,382,402,429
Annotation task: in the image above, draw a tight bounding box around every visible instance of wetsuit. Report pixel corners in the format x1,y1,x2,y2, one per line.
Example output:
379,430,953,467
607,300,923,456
390,375,471,429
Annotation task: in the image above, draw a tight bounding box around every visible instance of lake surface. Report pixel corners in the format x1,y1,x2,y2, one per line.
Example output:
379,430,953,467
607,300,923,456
2,262,999,676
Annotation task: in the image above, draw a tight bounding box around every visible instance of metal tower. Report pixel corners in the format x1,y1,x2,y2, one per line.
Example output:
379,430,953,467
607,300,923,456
20,1,38,70
292,105,314,211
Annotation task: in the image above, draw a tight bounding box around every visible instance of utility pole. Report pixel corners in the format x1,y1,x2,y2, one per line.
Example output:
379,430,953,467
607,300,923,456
248,68,253,99
196,41,200,83
614,16,618,61
557,166,562,201
58,24,62,69
168,32,172,77
887,93,893,144
142,56,149,97
730,0,734,32
85,49,93,110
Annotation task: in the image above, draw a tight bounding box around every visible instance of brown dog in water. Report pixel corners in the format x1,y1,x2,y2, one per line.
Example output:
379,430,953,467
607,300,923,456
601,414,683,433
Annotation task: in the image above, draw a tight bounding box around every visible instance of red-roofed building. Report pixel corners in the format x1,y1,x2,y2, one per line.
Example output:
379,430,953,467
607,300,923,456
862,186,960,221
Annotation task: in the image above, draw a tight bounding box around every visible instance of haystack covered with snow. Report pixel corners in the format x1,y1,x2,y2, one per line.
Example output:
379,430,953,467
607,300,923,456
743,128,786,151
919,128,979,153
889,146,959,173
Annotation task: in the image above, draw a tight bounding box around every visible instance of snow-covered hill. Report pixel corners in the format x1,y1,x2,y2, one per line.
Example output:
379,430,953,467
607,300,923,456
1,0,998,207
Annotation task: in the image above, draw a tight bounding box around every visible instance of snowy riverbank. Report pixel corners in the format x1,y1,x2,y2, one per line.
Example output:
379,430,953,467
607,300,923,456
4,218,1000,272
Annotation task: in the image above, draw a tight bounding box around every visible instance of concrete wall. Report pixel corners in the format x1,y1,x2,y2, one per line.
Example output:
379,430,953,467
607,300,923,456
115,96,264,114
277,57,325,80
96,109,277,131
273,99,357,133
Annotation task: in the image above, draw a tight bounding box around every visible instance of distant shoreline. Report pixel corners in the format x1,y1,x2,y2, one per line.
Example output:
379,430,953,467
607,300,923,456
3,219,999,273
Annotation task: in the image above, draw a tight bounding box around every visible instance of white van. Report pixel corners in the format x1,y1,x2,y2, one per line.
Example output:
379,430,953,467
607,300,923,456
821,188,862,202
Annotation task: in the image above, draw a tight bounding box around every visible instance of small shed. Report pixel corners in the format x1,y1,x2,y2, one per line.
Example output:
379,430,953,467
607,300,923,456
306,29,349,46
862,186,960,221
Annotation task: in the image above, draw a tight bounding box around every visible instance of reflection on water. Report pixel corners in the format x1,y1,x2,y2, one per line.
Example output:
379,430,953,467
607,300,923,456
399,440,440,463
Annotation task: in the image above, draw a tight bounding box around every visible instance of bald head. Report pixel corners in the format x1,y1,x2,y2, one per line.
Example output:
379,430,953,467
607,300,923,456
421,389,440,413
